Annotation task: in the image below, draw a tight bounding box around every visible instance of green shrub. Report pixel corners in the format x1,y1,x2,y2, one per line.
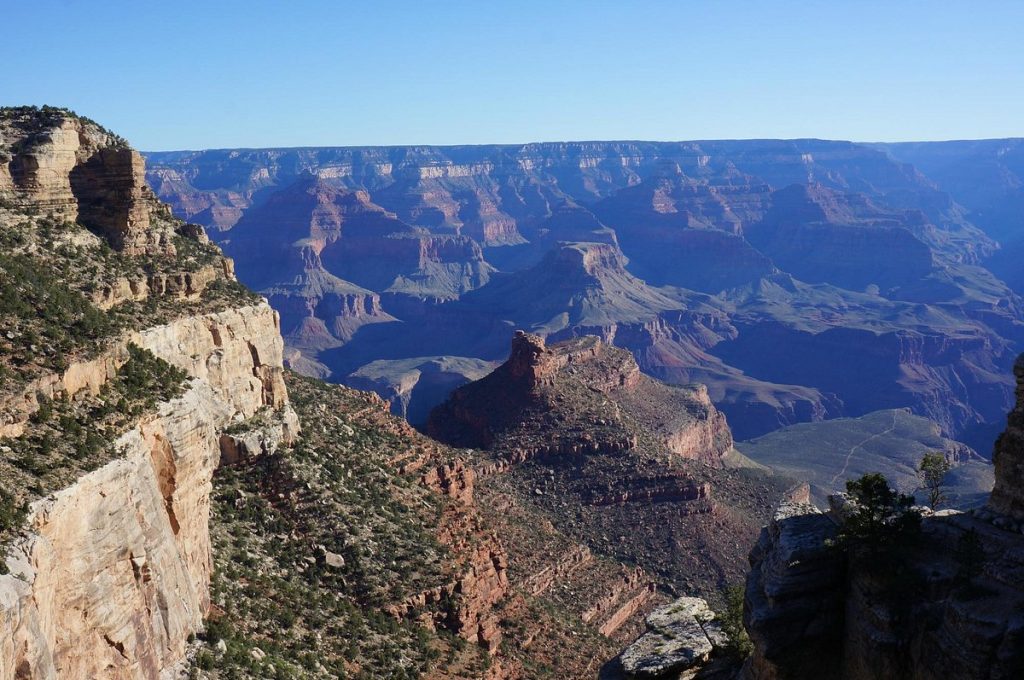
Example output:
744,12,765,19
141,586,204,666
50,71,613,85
0,486,28,534
719,584,753,660
840,473,921,552
196,650,215,670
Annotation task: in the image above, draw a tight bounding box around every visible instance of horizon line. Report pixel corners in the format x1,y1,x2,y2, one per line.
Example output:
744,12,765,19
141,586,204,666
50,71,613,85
140,135,1024,155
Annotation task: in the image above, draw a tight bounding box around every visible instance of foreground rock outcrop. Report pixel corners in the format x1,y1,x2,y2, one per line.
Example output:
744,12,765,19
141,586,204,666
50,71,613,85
741,360,1024,680
988,355,1024,520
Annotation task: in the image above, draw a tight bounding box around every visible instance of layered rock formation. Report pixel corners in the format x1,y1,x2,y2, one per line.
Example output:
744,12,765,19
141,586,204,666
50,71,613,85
145,140,992,258
0,107,299,678
222,174,493,299
744,183,936,291
145,139,1024,452
741,360,1024,680
429,332,734,467
2,107,171,254
262,241,395,376
742,487,845,680
878,139,1024,296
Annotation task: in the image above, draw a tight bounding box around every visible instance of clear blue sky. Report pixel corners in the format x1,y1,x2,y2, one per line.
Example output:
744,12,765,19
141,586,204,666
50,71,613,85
3,0,1022,150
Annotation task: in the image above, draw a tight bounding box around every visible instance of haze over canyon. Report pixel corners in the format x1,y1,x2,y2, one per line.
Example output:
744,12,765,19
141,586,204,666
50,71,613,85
146,138,1024,465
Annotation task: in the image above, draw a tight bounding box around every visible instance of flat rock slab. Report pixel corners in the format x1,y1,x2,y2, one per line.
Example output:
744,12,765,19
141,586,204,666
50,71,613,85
620,597,722,678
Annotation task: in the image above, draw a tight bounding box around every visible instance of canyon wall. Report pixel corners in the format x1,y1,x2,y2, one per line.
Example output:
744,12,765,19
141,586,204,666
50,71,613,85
0,304,294,680
0,108,296,679
145,139,1023,452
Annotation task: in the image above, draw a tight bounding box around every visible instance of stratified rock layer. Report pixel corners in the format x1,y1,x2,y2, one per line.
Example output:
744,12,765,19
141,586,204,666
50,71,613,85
1,108,170,254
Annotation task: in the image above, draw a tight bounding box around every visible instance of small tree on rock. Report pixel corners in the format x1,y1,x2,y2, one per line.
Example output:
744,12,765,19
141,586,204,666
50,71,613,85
840,473,923,613
840,473,920,552
918,452,952,509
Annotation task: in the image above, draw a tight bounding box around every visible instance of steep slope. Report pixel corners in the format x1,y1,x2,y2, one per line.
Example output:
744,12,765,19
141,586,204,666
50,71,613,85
711,274,1022,450
876,139,1024,244
591,172,778,293
224,174,493,300
876,139,1024,296
219,175,494,377
744,183,936,291
458,242,684,336
8,107,775,680
199,374,516,679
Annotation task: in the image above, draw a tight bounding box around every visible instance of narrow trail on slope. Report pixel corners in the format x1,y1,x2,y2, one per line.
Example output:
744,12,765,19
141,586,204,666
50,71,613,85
828,410,899,488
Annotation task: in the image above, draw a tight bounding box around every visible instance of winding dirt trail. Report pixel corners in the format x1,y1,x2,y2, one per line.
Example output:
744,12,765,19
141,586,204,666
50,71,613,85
828,410,899,488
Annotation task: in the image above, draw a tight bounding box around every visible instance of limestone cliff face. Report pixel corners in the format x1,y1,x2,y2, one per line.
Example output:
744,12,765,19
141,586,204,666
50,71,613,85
0,303,294,680
2,384,228,680
741,360,1024,680
0,107,296,679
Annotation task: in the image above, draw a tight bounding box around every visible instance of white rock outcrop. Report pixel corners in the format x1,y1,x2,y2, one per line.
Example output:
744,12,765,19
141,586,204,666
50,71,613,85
619,596,727,679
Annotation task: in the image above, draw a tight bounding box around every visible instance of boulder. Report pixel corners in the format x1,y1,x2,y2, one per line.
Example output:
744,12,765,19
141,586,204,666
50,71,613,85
620,597,726,678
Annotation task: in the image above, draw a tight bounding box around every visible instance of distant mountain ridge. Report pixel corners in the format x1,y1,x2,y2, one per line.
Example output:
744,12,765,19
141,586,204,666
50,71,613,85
145,138,1024,453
